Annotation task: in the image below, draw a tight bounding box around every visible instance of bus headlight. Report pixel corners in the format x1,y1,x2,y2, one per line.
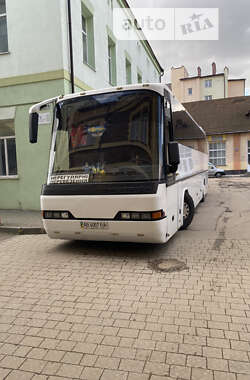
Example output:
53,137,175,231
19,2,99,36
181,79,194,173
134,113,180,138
131,213,140,220
140,213,151,220
43,211,73,219
120,212,130,220
115,210,165,221
61,212,70,219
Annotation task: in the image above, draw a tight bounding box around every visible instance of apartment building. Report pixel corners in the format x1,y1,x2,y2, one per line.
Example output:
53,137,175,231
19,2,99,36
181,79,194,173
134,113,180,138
0,0,163,210
171,63,245,103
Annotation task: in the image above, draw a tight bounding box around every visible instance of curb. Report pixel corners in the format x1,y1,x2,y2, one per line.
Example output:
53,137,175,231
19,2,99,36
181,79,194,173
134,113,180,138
0,226,46,235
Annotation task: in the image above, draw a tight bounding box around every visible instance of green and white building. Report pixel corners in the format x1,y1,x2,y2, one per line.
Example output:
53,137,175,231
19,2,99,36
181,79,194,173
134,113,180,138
0,0,163,210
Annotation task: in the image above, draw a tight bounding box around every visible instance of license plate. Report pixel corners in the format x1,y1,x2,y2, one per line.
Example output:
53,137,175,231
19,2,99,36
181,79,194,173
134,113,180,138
80,221,109,230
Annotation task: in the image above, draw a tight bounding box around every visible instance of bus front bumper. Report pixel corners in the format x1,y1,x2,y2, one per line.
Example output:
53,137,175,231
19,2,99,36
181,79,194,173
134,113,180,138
43,219,168,244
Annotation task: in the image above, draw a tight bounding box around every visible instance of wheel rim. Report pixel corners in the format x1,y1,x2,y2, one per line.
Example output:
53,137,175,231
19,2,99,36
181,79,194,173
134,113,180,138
183,202,190,220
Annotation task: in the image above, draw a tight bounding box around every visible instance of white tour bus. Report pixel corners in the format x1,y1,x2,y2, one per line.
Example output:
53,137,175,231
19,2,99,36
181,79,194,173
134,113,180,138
29,84,208,244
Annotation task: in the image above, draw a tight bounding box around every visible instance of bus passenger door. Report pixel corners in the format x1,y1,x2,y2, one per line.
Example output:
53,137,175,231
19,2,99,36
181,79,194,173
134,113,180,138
166,183,178,240
163,89,179,240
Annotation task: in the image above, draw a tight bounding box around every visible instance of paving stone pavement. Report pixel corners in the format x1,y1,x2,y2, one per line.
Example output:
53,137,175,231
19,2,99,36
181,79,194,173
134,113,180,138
0,178,249,380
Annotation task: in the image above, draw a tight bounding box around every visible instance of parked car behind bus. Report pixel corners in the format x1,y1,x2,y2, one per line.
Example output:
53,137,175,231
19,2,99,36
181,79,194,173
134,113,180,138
208,162,225,177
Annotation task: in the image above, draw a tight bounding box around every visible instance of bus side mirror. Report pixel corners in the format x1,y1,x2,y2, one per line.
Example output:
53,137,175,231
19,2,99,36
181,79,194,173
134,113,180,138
168,141,180,173
29,113,39,143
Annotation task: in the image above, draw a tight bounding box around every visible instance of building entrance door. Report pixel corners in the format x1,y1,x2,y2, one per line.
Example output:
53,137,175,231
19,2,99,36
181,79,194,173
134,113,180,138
248,141,250,172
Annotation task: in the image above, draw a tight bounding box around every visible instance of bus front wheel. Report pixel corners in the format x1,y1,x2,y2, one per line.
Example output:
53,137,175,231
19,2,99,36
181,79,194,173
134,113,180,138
180,192,195,230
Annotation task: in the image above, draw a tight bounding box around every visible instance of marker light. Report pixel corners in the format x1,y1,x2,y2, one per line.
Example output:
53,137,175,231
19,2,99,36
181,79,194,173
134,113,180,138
152,211,165,220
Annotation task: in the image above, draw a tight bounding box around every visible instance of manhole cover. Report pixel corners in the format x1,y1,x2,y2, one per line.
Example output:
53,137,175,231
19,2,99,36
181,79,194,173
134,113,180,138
149,259,188,273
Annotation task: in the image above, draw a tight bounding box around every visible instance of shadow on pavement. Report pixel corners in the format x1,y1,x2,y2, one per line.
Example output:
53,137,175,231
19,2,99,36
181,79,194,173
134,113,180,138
48,236,177,262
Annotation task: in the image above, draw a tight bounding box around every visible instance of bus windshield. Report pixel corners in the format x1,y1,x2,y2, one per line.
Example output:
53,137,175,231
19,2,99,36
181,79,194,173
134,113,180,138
50,90,163,184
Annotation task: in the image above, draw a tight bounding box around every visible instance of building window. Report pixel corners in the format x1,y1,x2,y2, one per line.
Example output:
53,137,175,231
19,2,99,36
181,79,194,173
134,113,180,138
108,37,116,85
0,0,8,53
0,138,17,176
126,58,132,84
205,79,212,88
205,95,213,100
82,15,88,63
188,88,192,95
209,141,226,166
81,4,95,68
137,72,142,83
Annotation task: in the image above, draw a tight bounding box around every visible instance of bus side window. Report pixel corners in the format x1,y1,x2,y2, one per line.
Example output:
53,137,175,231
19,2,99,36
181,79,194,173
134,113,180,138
171,94,206,154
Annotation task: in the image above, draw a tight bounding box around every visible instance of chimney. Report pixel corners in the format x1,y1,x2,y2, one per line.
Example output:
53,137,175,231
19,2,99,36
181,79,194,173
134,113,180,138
224,66,229,76
197,66,201,77
212,62,216,75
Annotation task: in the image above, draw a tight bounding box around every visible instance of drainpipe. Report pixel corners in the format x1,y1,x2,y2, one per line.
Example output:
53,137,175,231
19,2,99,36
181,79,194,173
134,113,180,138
159,70,164,83
67,0,74,93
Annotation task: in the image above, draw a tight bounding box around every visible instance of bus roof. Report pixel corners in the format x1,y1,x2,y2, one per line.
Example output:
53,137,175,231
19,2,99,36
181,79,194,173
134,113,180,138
61,83,167,101
29,83,170,114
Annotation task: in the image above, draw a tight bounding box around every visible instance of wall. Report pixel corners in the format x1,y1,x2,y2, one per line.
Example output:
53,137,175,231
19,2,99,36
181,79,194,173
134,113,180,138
207,133,250,172
228,80,245,98
240,132,250,171
1,0,161,88
233,134,241,171
0,0,69,210
171,66,188,102
181,77,200,103
60,0,161,90
0,78,66,210
225,135,234,171
0,0,63,79
200,75,225,100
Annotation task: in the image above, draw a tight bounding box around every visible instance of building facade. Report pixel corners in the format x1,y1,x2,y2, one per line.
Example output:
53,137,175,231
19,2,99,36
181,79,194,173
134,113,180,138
171,63,245,103
0,0,163,210
185,96,250,174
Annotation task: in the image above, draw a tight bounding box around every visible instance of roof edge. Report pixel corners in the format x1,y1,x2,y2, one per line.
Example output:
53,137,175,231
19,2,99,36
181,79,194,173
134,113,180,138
184,94,250,106
180,73,224,80
228,78,246,81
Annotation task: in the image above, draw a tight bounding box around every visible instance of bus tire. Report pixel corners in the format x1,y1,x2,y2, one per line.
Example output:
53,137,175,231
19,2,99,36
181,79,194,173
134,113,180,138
215,172,222,178
180,192,195,230
201,192,205,202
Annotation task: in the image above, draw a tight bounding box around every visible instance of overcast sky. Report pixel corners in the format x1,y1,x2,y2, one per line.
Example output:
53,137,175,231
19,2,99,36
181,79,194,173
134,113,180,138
128,0,250,94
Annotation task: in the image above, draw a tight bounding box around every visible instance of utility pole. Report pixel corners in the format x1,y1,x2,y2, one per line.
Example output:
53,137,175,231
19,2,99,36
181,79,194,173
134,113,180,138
67,0,74,93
